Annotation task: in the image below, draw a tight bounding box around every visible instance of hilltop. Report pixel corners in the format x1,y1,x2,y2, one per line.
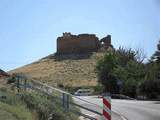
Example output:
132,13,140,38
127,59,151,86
10,33,113,88
10,52,105,87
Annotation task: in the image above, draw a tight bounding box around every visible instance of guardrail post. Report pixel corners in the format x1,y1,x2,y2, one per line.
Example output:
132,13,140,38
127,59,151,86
66,94,69,110
62,93,69,111
103,96,111,120
62,93,65,109
16,76,20,92
24,79,27,91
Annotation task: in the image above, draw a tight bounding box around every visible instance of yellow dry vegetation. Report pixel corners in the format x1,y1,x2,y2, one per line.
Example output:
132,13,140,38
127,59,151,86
10,52,104,87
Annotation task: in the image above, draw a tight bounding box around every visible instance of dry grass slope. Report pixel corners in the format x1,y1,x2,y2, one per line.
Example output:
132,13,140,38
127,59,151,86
10,52,104,87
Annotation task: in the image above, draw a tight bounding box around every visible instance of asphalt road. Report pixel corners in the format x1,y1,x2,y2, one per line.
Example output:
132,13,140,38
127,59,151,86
73,96,123,120
112,99,160,120
73,96,160,120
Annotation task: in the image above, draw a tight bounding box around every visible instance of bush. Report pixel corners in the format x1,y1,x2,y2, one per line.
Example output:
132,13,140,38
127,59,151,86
7,76,16,84
20,92,55,120
19,92,78,120
139,79,160,99
0,86,79,120
93,84,104,94
0,89,32,120
0,102,32,120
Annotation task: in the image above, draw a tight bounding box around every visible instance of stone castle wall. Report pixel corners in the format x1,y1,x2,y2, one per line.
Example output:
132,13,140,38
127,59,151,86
57,33,100,54
57,33,111,54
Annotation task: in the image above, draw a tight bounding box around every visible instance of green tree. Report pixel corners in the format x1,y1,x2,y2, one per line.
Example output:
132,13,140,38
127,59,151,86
96,47,145,97
154,41,160,79
153,40,160,63
139,41,160,99
96,52,117,93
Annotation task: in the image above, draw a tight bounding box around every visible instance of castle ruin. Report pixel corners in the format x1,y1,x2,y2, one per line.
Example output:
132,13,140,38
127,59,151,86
57,32,112,54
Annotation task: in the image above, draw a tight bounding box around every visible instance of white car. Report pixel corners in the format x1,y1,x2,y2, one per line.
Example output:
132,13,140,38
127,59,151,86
74,89,93,96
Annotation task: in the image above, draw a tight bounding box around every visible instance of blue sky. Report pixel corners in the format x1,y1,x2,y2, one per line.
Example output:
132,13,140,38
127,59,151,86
0,0,160,71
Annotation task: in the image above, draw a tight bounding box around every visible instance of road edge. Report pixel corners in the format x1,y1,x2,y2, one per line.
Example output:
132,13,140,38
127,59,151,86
112,110,128,120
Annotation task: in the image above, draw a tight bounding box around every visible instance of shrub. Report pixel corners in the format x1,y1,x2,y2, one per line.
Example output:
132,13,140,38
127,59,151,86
0,89,32,120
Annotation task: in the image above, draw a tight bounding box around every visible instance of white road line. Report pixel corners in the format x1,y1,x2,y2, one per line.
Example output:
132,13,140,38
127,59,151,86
112,109,128,120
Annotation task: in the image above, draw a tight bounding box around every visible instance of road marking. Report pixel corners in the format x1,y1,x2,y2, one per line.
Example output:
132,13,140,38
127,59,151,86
120,116,128,120
112,109,128,120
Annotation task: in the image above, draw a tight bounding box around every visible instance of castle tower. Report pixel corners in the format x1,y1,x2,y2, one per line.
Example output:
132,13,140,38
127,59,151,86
100,35,111,49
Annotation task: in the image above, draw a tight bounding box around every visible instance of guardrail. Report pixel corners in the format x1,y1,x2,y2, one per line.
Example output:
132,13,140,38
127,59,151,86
16,79,103,120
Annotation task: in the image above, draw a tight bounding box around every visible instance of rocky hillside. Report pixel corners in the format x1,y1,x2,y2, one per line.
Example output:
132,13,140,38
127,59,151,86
10,52,105,87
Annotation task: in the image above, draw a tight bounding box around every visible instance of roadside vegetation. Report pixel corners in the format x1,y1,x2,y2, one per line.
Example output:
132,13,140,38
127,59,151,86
20,92,78,120
0,88,33,120
0,87,78,120
96,41,160,99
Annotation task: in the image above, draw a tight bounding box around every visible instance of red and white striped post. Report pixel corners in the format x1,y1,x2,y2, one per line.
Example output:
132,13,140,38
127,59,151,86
103,96,111,120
